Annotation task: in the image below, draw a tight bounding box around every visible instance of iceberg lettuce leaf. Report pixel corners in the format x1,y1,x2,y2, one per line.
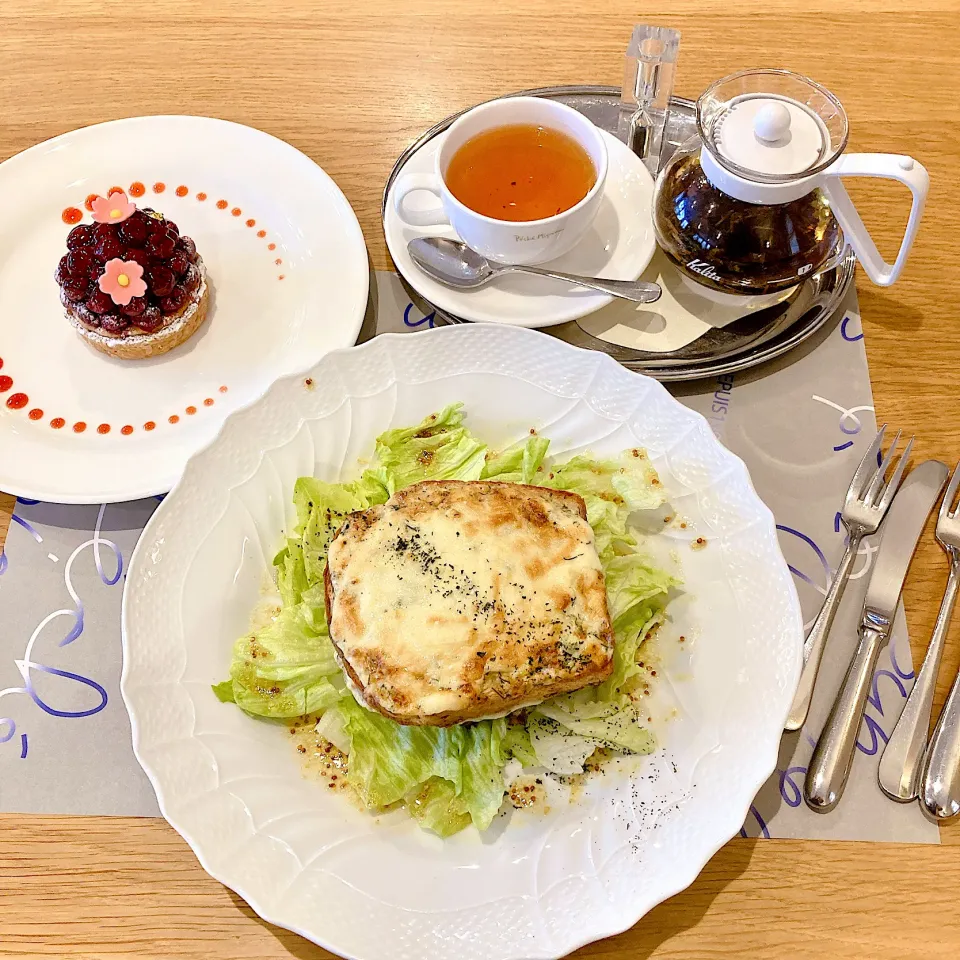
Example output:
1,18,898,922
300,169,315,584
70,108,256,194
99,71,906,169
372,403,488,493
340,697,466,808
405,778,472,838
481,435,550,485
226,602,342,718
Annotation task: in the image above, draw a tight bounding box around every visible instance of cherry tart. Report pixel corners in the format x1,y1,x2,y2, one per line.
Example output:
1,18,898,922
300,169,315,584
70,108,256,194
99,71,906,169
55,196,209,360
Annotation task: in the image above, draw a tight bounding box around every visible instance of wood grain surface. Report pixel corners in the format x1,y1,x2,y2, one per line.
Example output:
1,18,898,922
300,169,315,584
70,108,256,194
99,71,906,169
1,1,959,957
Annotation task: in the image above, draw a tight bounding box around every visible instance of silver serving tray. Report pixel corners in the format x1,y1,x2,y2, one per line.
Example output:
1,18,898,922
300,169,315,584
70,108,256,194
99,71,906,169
382,84,856,382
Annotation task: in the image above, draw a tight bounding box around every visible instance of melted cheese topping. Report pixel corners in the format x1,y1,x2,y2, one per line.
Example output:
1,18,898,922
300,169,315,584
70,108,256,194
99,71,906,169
327,481,614,724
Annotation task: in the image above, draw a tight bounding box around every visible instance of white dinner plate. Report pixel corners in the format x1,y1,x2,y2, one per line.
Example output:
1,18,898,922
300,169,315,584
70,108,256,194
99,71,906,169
0,116,368,503
384,130,656,328
121,324,802,960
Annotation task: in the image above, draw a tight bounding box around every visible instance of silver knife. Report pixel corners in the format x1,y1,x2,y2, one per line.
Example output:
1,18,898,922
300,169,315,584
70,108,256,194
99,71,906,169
804,459,948,813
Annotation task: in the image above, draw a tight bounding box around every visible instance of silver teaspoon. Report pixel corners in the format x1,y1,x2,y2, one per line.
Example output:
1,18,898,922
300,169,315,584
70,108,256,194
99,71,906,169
407,237,662,304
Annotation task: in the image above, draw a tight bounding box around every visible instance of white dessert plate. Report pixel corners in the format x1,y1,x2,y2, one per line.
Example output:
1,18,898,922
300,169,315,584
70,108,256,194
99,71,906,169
121,324,802,960
384,130,656,328
0,115,368,503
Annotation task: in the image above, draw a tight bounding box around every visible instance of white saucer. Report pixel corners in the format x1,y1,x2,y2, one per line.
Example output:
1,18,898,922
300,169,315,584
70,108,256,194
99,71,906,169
0,116,368,503
384,129,656,328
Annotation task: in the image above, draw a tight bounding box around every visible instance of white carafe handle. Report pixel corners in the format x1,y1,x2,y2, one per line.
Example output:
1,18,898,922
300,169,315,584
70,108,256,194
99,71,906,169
820,154,929,286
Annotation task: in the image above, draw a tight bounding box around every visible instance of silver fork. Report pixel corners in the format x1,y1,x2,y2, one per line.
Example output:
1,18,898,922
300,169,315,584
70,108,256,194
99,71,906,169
920,468,960,820
879,463,960,803
784,426,912,732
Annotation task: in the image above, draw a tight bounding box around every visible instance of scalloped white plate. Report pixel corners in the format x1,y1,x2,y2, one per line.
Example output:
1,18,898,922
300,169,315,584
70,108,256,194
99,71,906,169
0,116,368,504
121,325,802,960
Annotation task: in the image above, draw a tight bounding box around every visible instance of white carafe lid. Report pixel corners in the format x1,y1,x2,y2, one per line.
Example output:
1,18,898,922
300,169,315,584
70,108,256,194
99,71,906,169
697,70,849,204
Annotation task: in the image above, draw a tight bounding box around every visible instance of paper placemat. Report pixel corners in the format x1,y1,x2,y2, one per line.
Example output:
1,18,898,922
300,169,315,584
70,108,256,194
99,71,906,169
0,272,938,842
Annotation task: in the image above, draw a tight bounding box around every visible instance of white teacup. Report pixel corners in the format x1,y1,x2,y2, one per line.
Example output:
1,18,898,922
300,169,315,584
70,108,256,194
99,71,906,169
393,96,609,266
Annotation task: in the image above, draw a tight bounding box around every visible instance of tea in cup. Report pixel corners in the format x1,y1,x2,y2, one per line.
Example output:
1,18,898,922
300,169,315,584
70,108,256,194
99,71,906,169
393,96,608,265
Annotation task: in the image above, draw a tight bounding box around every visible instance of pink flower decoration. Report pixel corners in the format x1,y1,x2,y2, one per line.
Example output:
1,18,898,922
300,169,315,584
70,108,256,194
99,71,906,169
98,258,147,306
91,190,136,224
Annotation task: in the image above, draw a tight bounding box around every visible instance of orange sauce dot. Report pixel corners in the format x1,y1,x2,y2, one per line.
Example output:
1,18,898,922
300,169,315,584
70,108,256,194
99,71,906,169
62,207,83,225
175,185,188,197
129,181,146,197
203,397,214,406
216,199,228,210
219,385,228,393
267,242,276,250
84,194,100,212
245,219,256,228
28,408,43,421
144,421,156,431
6,393,28,410
168,415,180,424
278,274,285,281
257,230,267,238
196,192,207,201
153,182,166,194
275,258,282,265
185,405,197,415
0,375,12,392
50,417,66,429
231,207,242,217
108,186,124,196
73,421,87,433
97,423,111,435
121,425,134,435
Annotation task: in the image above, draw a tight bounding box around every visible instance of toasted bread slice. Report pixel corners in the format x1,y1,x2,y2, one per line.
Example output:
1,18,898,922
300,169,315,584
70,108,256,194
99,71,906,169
324,479,614,726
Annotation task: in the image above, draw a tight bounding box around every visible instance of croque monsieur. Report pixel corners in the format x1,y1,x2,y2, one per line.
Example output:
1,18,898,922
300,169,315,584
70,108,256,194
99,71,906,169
323,480,614,726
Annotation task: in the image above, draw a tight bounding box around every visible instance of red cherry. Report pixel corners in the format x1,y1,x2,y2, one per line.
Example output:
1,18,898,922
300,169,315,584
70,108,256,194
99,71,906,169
136,306,165,333
181,264,201,295
87,258,106,281
66,224,93,249
119,217,148,245
145,264,176,297
164,219,180,237
74,303,101,327
62,278,91,302
146,215,167,236
120,295,147,318
168,252,189,277
178,236,197,258
100,315,130,335
146,233,177,259
95,235,124,261
56,255,71,283
92,222,115,243
160,286,189,314
66,249,94,277
123,247,149,267
85,291,116,315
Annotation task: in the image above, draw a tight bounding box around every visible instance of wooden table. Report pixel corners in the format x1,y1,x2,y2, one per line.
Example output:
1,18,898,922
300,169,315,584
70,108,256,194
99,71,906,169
2,1,959,957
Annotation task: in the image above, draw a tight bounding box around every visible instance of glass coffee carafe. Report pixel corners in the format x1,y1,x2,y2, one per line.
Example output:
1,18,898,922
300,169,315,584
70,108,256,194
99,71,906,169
653,69,929,298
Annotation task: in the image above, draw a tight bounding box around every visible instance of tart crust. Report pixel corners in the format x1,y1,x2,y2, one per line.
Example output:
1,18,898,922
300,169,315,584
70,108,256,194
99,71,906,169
63,256,209,360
